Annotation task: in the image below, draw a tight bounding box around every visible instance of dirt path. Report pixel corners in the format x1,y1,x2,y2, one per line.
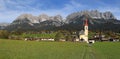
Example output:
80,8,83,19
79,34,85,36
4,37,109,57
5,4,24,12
81,44,98,59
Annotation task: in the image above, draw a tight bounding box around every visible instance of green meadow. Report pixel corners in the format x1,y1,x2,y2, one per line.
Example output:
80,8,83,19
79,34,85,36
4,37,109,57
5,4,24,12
0,39,120,59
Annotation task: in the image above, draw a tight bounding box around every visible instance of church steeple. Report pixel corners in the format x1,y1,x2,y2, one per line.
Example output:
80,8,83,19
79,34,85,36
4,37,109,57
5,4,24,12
85,19,88,26
84,19,88,35
84,19,88,43
79,18,89,43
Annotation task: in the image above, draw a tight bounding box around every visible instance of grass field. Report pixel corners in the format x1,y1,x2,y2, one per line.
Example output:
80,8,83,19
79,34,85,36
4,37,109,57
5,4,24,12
0,39,120,59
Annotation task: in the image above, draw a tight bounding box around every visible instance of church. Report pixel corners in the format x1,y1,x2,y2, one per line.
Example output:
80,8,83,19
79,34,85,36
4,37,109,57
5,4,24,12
79,19,89,43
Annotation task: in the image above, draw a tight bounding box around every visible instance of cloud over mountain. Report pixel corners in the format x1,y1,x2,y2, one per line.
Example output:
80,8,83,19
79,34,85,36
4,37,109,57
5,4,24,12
0,0,120,23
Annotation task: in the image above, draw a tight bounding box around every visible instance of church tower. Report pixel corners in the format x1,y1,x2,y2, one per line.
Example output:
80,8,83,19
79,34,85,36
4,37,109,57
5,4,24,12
84,19,88,43
79,19,89,43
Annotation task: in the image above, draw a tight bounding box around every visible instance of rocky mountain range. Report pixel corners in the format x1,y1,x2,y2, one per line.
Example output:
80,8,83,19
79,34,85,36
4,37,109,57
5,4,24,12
12,14,63,26
2,10,120,32
66,10,117,24
65,10,120,32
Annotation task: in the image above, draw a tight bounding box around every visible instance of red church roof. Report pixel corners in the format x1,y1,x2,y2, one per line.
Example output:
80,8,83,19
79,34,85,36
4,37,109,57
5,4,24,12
85,19,88,26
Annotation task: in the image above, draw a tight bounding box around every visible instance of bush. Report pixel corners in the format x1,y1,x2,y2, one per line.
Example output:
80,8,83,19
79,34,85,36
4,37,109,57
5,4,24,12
65,32,72,41
55,32,64,41
0,30,9,39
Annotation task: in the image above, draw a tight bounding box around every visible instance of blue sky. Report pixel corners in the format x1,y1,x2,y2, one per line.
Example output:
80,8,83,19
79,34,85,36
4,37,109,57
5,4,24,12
0,0,120,23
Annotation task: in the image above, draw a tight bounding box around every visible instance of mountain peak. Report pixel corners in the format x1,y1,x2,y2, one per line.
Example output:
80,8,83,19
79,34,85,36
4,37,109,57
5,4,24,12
4,10,120,32
66,10,117,23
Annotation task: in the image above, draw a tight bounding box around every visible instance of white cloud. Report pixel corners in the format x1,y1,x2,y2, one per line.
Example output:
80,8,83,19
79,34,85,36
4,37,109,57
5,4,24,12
0,0,120,23
0,0,86,23
63,0,85,12
0,0,7,11
98,7,120,13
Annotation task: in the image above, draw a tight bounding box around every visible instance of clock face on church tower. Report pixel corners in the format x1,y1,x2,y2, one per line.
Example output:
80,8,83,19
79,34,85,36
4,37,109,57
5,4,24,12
85,26,88,30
